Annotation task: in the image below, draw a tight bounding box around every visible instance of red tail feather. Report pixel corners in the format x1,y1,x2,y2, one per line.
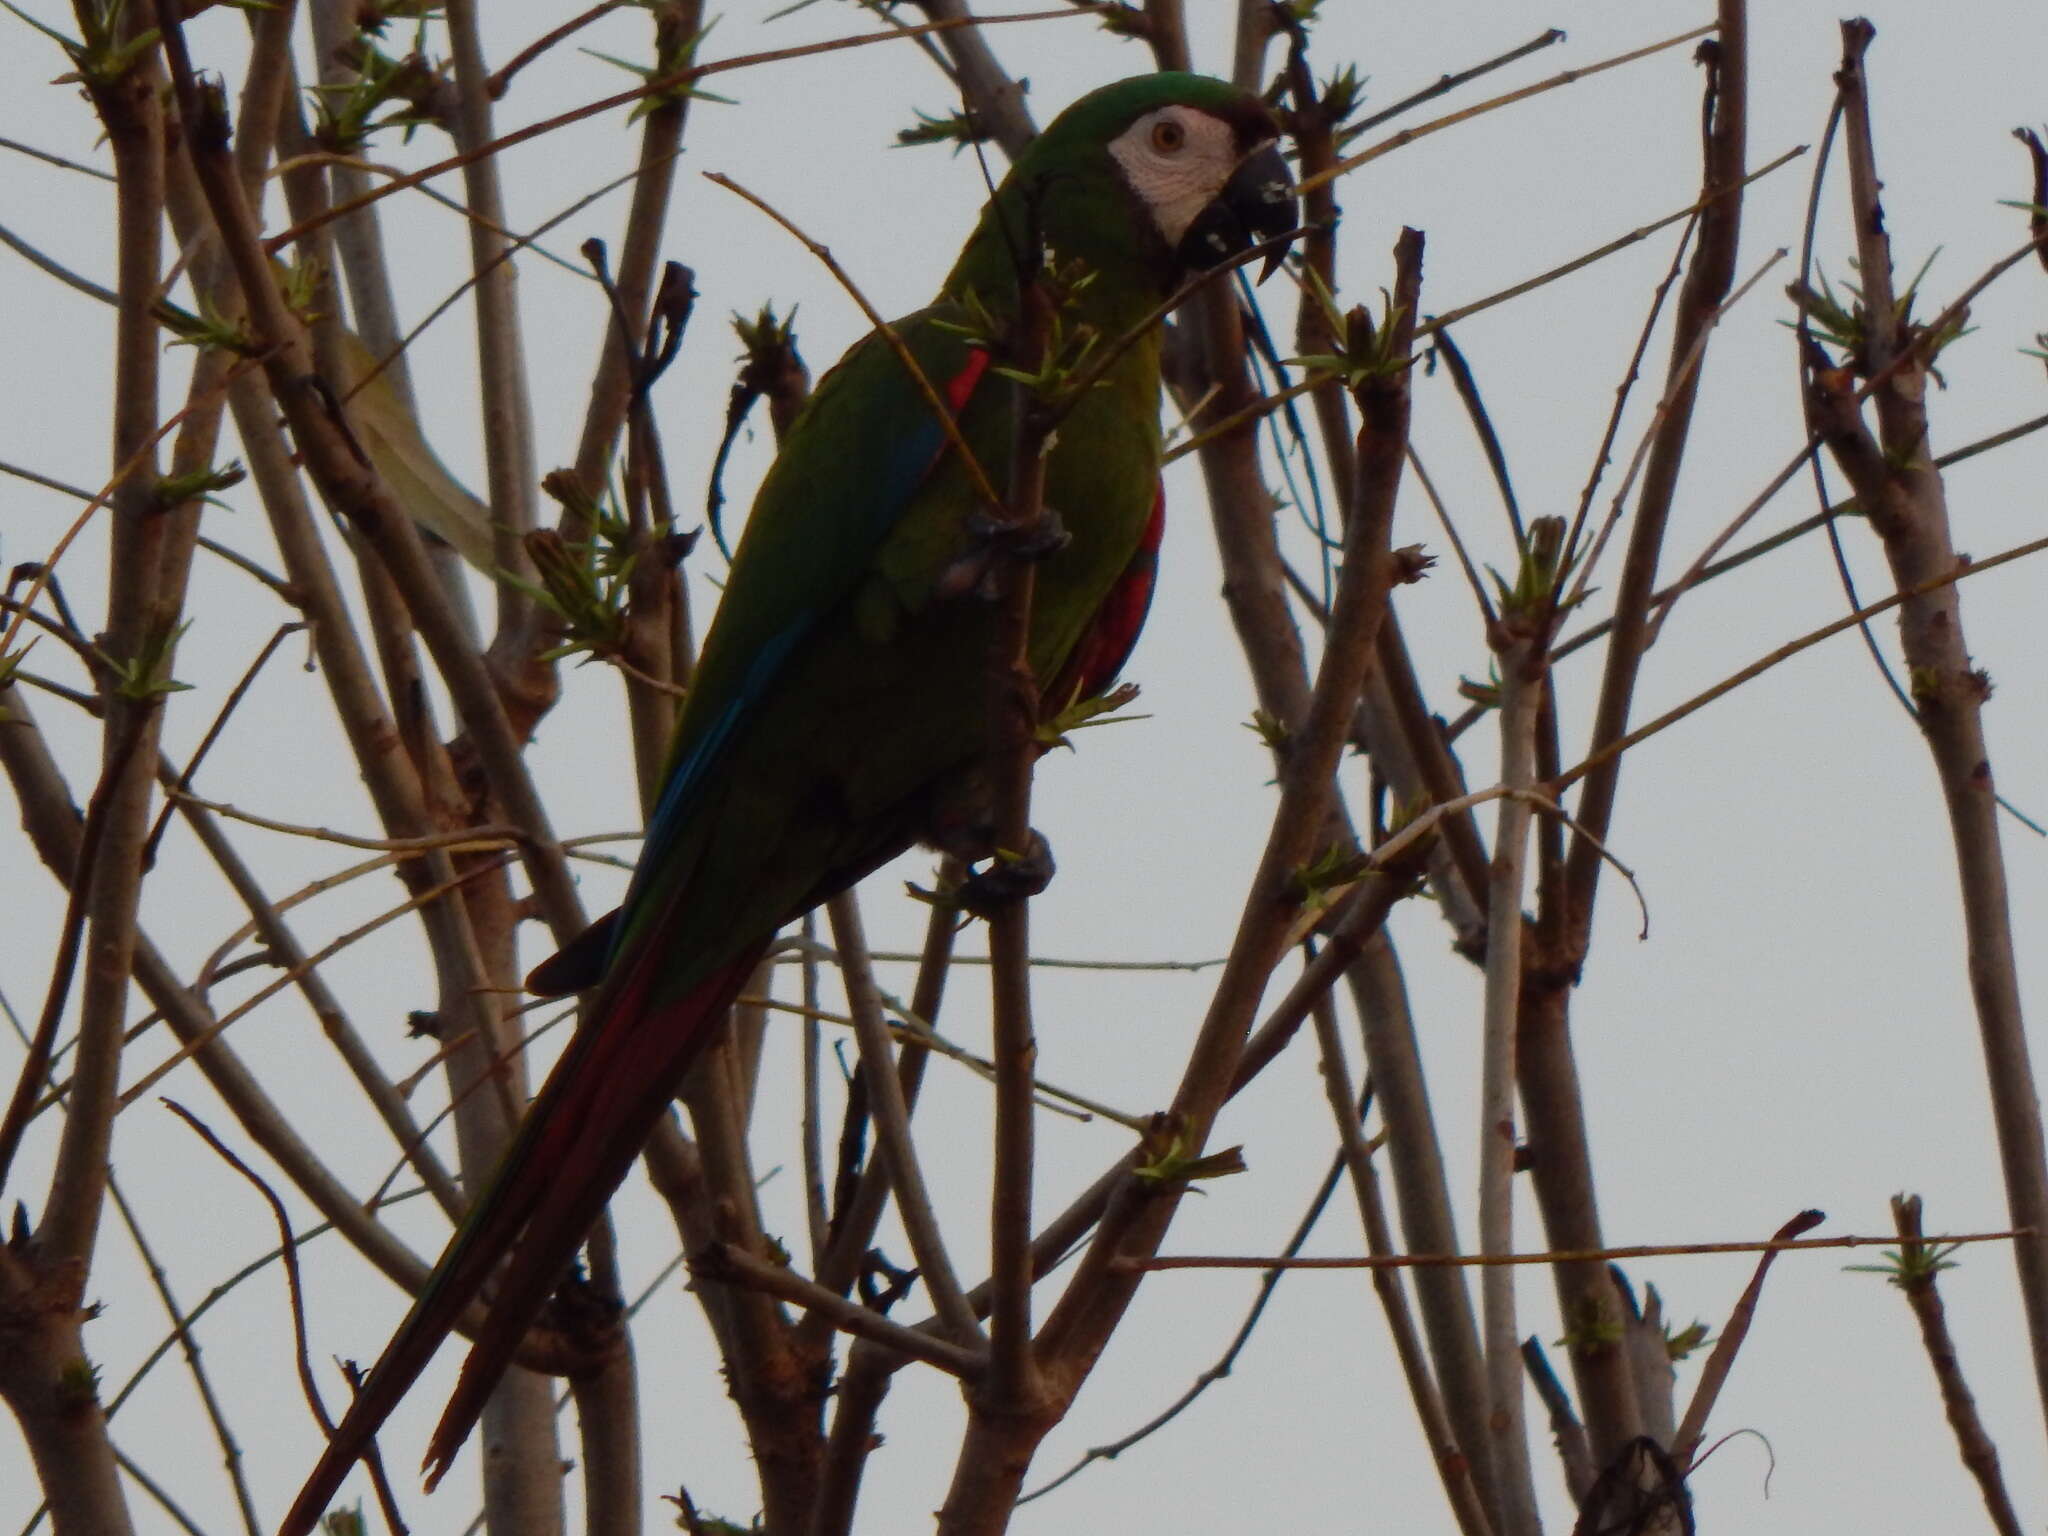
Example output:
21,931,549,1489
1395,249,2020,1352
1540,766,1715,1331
279,945,765,1534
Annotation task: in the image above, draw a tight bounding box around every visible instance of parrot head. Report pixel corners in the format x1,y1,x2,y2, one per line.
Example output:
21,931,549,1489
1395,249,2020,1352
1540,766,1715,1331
953,73,1299,301
1097,79,1299,279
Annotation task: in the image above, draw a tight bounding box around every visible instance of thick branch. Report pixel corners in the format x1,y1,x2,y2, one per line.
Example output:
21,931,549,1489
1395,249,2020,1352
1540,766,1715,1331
1310,995,1495,1536
39,36,171,1277
1477,605,1547,1536
1532,0,1748,1463
1033,227,1419,1463
1887,1195,2025,1536
1814,16,2048,1454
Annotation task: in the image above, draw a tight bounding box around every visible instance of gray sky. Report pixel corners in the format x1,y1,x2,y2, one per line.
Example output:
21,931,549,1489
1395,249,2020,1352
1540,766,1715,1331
6,2,2048,1531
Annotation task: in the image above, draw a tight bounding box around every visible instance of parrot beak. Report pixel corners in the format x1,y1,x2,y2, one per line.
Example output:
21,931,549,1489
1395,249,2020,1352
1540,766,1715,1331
1174,140,1299,282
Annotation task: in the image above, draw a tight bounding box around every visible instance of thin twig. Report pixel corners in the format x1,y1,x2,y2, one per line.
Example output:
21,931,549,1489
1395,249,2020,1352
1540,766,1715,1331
1314,991,1497,1536
142,623,304,865
0,710,147,1195
741,991,1140,1128
1430,150,1800,342
443,0,544,642
333,157,660,416
801,910,828,1271
1572,246,1787,609
803,877,962,1337
1165,150,1802,472
1649,224,2048,634
159,778,467,1221
104,1173,261,1536
163,1102,331,1431
165,791,524,854
1562,214,1697,575
1351,29,1568,135
264,152,595,280
1017,1085,1367,1506
1881,1196,2026,1536
1552,410,2048,665
1300,21,1720,192
488,0,627,96
1554,527,2048,791
114,857,514,1110
107,1448,210,1536
695,1241,984,1379
0,354,265,674
0,222,118,304
1672,1208,1823,1466
826,892,983,1347
262,8,1106,257
860,948,1225,973
0,133,115,180
162,1101,412,1536
707,170,1002,511
1121,1228,2033,1270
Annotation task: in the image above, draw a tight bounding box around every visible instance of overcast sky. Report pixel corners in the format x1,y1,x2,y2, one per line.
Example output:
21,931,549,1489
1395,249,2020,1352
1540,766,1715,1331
7,3,2048,1532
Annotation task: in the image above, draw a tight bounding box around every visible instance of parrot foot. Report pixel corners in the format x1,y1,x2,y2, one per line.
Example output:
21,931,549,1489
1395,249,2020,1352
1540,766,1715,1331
954,830,1056,918
554,1270,627,1349
937,507,1072,600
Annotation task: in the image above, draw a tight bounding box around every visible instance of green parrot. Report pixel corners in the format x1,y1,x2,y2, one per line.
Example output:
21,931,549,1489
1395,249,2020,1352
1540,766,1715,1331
282,71,1293,1533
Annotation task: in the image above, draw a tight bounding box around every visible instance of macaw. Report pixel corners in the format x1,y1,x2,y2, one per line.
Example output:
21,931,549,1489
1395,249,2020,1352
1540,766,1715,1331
282,70,1294,1534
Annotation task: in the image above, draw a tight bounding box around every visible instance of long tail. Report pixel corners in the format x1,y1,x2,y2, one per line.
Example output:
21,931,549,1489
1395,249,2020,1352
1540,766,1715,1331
278,943,766,1536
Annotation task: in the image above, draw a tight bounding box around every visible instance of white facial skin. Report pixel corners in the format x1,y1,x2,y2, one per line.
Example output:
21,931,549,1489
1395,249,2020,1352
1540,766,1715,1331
1105,105,1245,247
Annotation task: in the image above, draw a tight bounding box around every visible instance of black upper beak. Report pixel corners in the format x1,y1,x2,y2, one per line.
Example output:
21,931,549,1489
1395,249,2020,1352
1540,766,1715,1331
1174,141,1299,282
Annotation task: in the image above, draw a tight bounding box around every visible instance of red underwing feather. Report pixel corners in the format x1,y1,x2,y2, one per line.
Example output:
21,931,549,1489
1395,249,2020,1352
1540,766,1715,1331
946,345,991,412
1052,479,1165,707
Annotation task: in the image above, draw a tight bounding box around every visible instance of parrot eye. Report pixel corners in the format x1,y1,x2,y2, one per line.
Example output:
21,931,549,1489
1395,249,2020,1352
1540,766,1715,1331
1150,117,1186,153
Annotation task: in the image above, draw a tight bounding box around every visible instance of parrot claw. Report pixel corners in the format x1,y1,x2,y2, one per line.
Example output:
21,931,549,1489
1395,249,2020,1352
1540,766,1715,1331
982,505,1072,564
937,507,1072,600
955,830,1056,918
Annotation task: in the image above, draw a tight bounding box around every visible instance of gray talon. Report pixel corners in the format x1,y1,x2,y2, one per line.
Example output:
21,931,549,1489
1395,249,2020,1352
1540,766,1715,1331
955,830,1056,918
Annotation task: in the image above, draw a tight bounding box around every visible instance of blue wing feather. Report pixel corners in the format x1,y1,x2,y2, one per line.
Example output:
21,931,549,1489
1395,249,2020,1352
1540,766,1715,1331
603,320,992,962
